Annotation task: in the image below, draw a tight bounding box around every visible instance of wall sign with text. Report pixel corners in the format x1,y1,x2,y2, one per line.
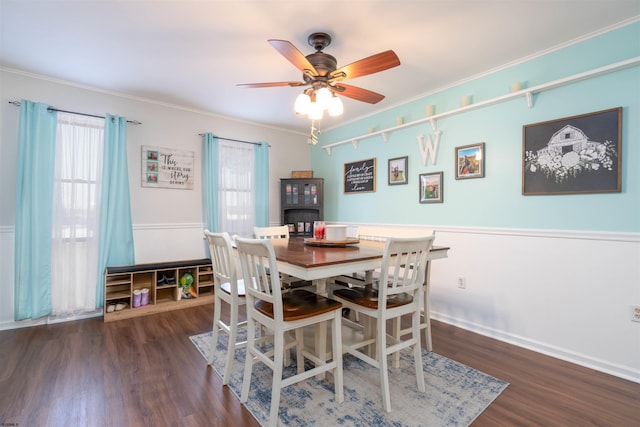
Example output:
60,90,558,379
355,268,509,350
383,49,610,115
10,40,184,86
344,158,376,193
141,146,194,190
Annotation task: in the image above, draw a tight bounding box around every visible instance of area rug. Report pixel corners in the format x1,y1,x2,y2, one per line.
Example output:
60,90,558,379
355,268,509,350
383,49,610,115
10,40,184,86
190,330,508,427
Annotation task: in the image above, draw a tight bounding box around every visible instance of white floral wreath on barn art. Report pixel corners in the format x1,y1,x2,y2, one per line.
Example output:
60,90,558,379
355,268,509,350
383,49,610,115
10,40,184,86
524,124,617,184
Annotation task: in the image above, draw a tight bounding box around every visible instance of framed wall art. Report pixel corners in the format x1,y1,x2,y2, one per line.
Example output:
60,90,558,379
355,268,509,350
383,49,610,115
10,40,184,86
141,146,194,190
455,142,485,179
388,156,408,185
522,107,621,195
344,158,376,193
419,172,443,204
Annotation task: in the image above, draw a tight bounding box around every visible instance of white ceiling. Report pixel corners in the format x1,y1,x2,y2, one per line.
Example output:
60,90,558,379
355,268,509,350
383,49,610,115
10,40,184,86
1,1,638,133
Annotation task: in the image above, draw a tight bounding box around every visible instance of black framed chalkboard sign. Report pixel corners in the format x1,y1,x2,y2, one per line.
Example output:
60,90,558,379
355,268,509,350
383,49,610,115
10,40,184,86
344,158,376,194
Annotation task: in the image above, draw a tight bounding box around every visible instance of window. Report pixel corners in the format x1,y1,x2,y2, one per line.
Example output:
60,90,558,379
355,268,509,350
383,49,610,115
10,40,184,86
217,139,255,237
50,113,104,315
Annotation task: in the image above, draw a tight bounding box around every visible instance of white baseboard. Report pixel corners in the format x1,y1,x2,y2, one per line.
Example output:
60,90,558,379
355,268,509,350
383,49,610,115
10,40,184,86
0,310,103,331
431,311,640,384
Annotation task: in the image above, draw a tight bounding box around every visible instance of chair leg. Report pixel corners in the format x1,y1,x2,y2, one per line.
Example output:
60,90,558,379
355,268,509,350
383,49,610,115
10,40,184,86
284,330,292,367
378,318,392,413
316,321,327,379
413,310,426,393
223,304,238,385
240,319,256,403
423,318,433,352
332,311,344,403
392,317,401,369
208,297,222,365
268,331,285,427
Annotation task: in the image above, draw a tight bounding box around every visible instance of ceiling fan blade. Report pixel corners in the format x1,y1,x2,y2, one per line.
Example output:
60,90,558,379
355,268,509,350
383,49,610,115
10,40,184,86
237,81,306,88
330,50,400,80
268,39,319,76
332,83,385,104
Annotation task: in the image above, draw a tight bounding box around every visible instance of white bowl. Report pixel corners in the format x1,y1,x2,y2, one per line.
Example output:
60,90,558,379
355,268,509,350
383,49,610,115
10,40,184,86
324,225,347,241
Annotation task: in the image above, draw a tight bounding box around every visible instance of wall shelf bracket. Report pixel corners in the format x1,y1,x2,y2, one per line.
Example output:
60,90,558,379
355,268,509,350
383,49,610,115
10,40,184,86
525,92,533,108
382,132,389,142
351,140,359,149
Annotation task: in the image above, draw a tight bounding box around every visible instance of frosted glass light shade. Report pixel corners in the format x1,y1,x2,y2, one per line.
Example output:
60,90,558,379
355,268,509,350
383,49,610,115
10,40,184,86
328,96,343,117
294,93,311,115
308,102,323,120
315,87,332,109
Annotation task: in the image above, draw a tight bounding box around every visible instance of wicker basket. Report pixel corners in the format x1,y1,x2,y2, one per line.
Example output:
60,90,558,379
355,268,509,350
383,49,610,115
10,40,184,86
291,170,313,178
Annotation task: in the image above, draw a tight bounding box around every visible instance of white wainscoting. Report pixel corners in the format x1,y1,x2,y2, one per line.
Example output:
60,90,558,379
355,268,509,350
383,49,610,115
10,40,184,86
341,222,640,383
2,221,639,383
0,222,210,330
132,223,208,263
0,226,16,329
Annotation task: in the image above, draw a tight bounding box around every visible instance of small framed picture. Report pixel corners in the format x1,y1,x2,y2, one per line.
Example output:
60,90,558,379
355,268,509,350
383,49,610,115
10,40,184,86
388,156,408,185
455,142,485,180
419,172,443,203
344,158,376,194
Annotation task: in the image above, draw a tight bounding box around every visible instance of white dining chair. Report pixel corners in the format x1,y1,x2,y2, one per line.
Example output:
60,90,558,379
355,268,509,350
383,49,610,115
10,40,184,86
335,226,437,353
331,235,435,413
235,236,344,427
253,225,290,239
204,229,247,385
253,225,309,290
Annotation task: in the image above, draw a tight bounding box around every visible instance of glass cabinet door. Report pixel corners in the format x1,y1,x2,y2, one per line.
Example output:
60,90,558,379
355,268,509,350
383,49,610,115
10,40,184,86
285,183,299,205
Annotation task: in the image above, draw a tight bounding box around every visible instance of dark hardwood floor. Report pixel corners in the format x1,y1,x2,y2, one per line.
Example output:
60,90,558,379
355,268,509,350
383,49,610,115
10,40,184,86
1,305,638,426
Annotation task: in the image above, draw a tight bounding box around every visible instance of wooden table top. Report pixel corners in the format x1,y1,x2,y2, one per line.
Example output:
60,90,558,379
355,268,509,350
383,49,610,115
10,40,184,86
269,237,449,269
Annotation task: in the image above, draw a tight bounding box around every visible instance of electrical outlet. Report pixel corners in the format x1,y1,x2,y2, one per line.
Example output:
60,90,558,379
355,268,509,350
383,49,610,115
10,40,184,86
632,305,640,323
457,276,466,289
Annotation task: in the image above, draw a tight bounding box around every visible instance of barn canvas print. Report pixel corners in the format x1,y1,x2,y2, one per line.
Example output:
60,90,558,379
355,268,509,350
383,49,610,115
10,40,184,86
522,107,621,195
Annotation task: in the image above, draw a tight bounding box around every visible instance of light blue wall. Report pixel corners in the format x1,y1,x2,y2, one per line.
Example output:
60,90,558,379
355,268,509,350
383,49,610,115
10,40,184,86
311,22,639,232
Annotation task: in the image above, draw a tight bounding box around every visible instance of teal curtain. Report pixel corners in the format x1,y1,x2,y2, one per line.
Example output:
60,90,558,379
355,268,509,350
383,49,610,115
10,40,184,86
203,133,219,232
254,141,269,227
14,100,58,320
96,114,135,307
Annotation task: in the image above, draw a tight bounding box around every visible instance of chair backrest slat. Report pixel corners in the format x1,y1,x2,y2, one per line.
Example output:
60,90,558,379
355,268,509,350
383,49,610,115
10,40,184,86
378,235,435,303
254,225,290,239
235,237,283,320
204,230,240,298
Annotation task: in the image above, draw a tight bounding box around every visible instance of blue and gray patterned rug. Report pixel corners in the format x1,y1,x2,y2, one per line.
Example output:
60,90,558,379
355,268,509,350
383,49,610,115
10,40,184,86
190,330,508,426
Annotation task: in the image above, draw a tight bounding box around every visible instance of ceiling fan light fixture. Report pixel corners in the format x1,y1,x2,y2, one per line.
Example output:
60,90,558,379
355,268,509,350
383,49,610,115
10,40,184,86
308,101,324,120
315,86,332,109
294,93,311,115
240,32,400,124
328,95,343,117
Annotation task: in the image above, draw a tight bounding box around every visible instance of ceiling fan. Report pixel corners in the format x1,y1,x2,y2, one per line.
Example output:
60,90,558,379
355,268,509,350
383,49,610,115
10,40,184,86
237,32,400,119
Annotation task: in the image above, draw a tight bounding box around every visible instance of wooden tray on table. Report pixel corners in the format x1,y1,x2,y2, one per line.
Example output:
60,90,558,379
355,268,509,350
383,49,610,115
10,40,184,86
303,238,360,247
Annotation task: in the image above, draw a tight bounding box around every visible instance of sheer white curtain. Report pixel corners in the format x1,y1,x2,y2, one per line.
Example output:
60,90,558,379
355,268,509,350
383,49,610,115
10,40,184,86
51,113,104,315
218,140,255,237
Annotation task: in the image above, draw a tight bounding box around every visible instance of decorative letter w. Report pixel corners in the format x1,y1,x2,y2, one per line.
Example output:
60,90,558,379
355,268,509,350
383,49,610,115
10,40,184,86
416,131,442,166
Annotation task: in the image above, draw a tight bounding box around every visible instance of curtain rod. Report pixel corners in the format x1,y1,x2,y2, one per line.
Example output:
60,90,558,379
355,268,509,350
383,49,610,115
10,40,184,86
8,101,142,125
198,133,269,147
